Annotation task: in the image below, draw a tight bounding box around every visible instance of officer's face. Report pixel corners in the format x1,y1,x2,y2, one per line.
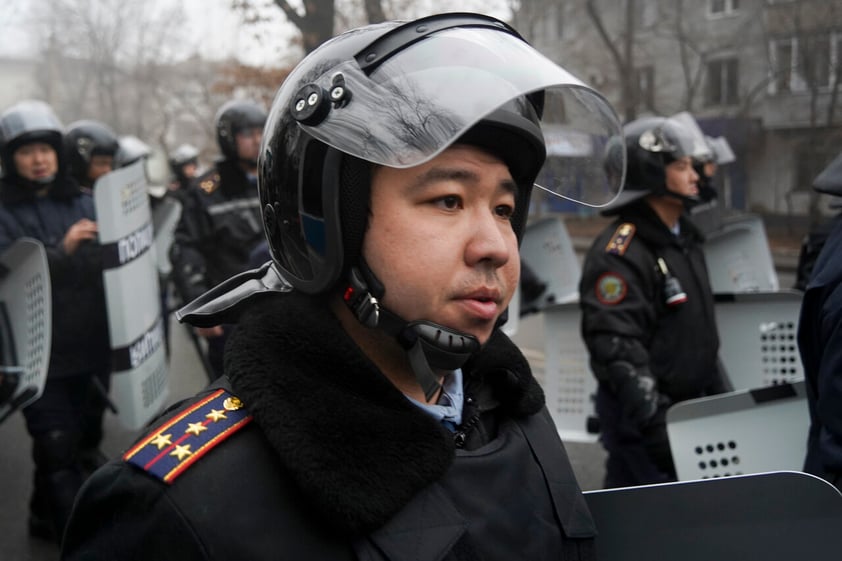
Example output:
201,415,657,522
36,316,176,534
88,155,114,183
665,156,699,198
362,144,520,345
180,162,198,180
14,142,58,183
235,127,262,163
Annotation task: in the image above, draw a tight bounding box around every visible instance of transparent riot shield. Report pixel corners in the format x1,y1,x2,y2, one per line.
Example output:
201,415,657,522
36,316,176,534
94,161,169,430
0,238,51,422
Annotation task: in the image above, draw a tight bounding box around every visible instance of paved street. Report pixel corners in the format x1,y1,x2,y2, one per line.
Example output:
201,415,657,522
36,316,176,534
0,317,211,561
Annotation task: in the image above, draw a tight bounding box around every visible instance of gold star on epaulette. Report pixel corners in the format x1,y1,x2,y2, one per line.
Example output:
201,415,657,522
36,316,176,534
185,422,208,436
150,433,173,450
206,409,227,422
170,444,193,461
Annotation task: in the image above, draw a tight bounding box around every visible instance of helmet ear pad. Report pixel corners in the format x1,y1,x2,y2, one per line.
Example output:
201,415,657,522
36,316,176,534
281,138,371,294
337,150,371,280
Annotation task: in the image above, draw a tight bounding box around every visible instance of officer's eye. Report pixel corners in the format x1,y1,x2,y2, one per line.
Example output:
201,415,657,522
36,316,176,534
495,204,515,220
435,195,462,210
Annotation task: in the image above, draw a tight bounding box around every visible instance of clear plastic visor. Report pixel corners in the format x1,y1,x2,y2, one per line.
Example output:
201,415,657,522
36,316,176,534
669,112,715,162
292,28,624,207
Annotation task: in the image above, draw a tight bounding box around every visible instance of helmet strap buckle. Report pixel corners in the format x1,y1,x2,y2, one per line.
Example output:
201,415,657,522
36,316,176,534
343,266,380,328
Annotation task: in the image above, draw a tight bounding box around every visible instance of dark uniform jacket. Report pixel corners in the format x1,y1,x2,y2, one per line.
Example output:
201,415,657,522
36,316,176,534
0,176,109,377
798,215,842,487
62,292,596,560
579,201,723,401
169,159,263,303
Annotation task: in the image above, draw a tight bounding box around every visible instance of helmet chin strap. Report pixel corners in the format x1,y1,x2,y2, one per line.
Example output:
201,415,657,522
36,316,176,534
342,264,480,401
661,188,701,210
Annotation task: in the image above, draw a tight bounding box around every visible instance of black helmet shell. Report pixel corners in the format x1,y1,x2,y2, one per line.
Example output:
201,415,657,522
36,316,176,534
258,13,624,294
64,119,119,184
601,116,701,212
0,100,65,178
215,100,267,161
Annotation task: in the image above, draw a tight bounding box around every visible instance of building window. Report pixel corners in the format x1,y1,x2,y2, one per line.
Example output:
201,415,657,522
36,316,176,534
635,66,655,111
770,34,839,94
709,0,740,17
802,34,833,89
706,58,739,106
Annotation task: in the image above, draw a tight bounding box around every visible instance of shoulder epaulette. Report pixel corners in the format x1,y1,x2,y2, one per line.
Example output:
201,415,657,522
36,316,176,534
198,172,221,194
605,223,636,256
123,389,252,484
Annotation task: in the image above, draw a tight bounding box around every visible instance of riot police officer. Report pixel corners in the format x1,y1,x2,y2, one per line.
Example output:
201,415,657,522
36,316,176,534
0,100,111,543
168,100,266,380
62,13,625,560
63,119,119,193
579,116,729,488
798,150,842,491
167,143,200,193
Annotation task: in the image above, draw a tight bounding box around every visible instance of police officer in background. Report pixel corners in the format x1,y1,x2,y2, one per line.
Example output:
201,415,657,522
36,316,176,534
167,143,201,193
169,100,266,380
62,13,626,559
0,100,111,543
797,150,842,491
63,120,119,193
579,116,728,488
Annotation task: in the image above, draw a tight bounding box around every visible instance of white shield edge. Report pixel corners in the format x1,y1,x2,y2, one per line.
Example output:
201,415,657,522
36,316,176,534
0,238,52,419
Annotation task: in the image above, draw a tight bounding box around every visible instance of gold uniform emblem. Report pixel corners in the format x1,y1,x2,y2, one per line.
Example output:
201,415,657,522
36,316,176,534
605,223,636,256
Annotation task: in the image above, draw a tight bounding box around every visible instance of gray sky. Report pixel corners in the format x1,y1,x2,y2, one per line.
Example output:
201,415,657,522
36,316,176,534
0,0,294,66
0,0,511,67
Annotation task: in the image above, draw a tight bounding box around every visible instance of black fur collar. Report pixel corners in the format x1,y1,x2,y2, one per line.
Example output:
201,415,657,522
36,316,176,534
226,292,544,536
0,174,81,205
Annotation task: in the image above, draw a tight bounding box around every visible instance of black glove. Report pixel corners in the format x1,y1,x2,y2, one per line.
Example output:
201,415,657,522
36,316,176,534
0,368,21,406
606,361,660,427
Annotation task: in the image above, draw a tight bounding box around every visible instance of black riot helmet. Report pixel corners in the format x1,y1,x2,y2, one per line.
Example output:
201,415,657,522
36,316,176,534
257,13,624,398
602,115,704,213
0,100,65,183
64,119,119,185
215,100,267,162
260,12,624,295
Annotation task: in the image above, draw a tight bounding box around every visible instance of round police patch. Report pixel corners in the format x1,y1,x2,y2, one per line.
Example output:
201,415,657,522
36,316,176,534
596,273,627,305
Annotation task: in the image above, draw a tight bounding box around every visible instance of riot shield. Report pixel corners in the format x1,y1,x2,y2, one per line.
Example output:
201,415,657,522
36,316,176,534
666,381,808,481
150,196,182,278
714,290,804,390
520,217,581,313
585,471,842,560
704,213,779,293
0,238,51,422
94,161,169,430
541,301,599,443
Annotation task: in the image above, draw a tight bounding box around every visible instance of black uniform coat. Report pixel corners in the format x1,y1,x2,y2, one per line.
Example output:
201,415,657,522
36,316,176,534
798,214,842,487
169,159,263,303
0,176,110,377
579,201,723,401
62,292,596,560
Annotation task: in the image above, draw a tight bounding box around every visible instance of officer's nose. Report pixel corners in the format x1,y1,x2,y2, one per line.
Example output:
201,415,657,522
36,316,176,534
465,208,513,268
